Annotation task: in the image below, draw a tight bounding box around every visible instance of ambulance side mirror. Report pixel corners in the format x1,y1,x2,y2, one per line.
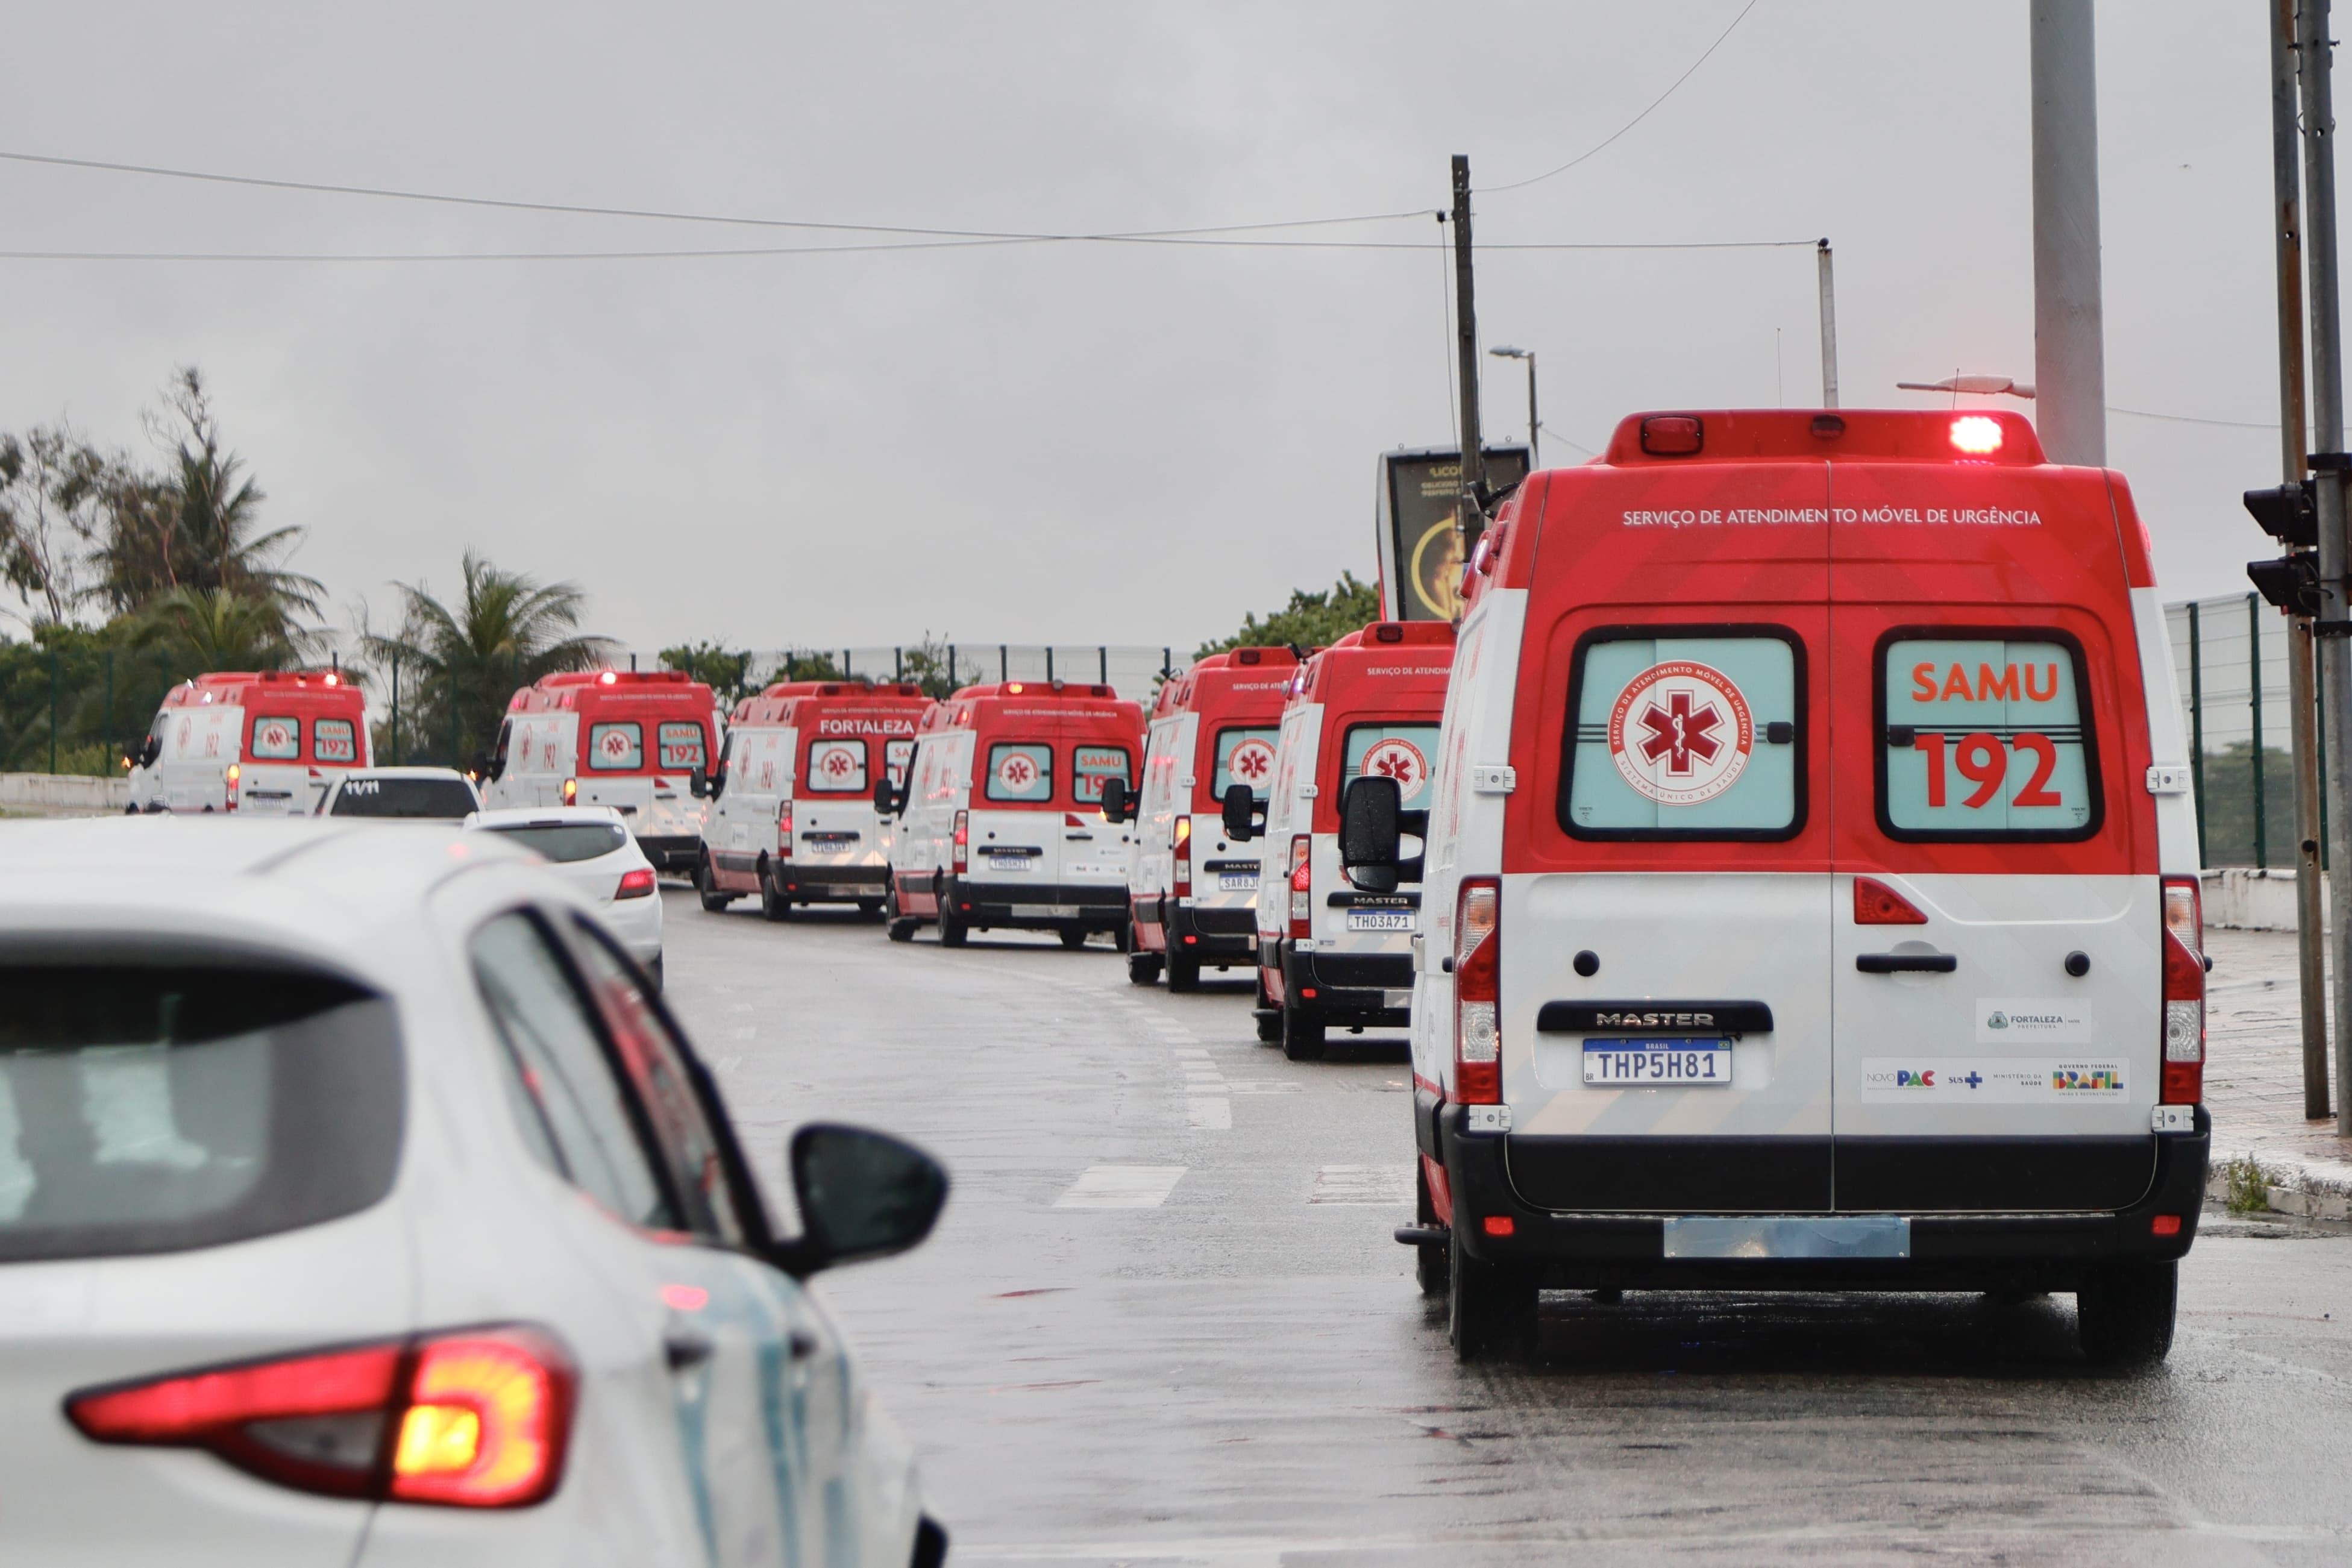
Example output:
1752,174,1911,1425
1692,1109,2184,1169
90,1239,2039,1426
1097,777,1131,823
1340,776,1402,894
1220,783,1263,841
873,776,902,815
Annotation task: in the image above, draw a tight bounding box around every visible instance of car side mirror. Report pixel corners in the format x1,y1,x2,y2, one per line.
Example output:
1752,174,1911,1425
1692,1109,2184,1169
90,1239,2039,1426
1220,782,1262,841
1340,775,1402,894
134,736,162,768
771,1123,948,1279
1097,776,1130,823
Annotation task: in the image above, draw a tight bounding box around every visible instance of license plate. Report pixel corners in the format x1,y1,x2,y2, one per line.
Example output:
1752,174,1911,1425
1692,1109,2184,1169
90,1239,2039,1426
1041,904,1082,918
1347,909,1415,932
1218,873,1258,891
1582,1038,1733,1086
988,854,1033,872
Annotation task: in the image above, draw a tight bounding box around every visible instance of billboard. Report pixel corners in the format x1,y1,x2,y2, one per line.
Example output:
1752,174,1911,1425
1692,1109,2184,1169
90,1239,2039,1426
1374,445,1531,622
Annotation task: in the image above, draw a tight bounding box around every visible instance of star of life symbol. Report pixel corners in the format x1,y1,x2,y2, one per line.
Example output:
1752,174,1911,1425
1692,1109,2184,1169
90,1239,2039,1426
1228,738,1276,785
1358,737,1428,801
815,742,859,780
997,751,1039,792
600,729,632,759
1607,660,1754,806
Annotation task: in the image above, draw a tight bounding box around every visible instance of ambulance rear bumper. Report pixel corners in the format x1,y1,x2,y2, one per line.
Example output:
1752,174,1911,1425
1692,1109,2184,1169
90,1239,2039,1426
1265,939,1413,1026
1431,1102,2211,1291
773,864,888,902
953,879,1127,932
636,834,700,871
1138,897,1256,957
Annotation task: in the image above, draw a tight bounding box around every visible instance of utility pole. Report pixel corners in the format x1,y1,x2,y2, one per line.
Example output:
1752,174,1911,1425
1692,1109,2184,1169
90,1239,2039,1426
1816,239,1840,408
2274,0,2332,1120
1451,155,1487,557
2300,0,2352,1137
2029,0,2107,465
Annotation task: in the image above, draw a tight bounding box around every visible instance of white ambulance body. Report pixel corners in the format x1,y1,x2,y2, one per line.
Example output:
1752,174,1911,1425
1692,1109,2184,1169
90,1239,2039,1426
694,681,930,921
127,670,369,815
1388,409,2209,1367
485,670,720,873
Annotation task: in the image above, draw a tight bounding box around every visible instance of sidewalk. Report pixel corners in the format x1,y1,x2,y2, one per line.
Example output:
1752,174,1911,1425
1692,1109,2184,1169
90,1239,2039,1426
2203,926,2352,1220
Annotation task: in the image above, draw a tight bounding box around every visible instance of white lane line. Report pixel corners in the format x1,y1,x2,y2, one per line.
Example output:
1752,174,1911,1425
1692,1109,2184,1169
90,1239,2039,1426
1309,1165,1414,1206
1187,1099,1233,1131
1053,1165,1188,1209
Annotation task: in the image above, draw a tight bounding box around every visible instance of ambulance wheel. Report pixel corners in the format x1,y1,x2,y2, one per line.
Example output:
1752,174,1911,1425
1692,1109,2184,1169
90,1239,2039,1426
1166,952,1200,993
758,871,793,923
1255,1009,1283,1044
695,855,736,912
859,898,885,920
1058,926,1089,950
887,917,918,942
1114,922,1133,953
1127,952,1162,985
938,906,969,947
1415,1166,1448,1297
2076,1260,2177,1369
1280,1002,1325,1062
1448,1227,1537,1361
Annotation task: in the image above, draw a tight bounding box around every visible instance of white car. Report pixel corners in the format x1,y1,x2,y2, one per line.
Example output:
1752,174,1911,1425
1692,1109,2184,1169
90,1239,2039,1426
0,817,949,1566
467,806,665,986
316,767,484,821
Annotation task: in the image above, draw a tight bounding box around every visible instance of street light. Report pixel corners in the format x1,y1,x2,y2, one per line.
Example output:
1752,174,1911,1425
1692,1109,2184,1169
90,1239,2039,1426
1490,345,1538,467
1895,374,2037,401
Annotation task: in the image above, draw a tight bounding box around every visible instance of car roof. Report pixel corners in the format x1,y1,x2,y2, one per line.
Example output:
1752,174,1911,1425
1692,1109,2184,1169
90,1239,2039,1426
466,806,626,827
339,767,474,782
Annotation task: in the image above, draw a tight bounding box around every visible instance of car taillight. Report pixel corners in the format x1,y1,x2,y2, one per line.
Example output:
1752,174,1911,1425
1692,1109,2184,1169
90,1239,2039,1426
66,1325,574,1509
561,778,577,805
224,762,240,813
2161,876,2205,1105
953,809,968,876
616,867,656,899
1173,815,1192,898
1288,834,1312,940
777,804,793,858
1455,877,1501,1104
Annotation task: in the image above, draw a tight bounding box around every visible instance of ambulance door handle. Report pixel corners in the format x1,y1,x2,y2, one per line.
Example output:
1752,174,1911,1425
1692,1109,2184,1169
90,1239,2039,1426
1855,952,1957,974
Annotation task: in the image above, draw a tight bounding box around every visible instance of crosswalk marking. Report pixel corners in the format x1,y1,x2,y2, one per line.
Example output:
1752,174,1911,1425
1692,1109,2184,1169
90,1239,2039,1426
1309,1165,1414,1206
1054,1165,1188,1209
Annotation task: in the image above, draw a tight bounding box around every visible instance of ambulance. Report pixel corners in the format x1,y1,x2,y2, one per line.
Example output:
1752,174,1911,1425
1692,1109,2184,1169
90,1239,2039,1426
1111,647,1298,990
694,680,931,920
126,670,369,814
482,669,721,873
1243,624,1454,1058
879,680,1144,947
1372,409,2209,1365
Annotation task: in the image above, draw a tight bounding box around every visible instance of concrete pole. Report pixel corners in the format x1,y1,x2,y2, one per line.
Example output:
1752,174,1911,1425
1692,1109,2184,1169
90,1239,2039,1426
2029,0,2107,466
1450,155,1487,562
1816,239,1840,408
2273,0,2332,1120
2298,0,2352,1137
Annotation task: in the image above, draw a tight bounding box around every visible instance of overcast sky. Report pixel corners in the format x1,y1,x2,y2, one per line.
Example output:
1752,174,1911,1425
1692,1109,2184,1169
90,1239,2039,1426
0,1,2302,654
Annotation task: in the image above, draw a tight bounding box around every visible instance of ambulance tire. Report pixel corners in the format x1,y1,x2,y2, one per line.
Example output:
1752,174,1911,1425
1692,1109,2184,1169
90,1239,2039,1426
1127,952,1162,985
859,898,885,920
1114,923,1133,953
695,855,736,912
887,917,918,943
759,871,793,923
2075,1260,2177,1369
938,906,970,947
1280,1002,1325,1062
1165,952,1201,993
1414,1166,1448,1297
1255,1010,1283,1044
1448,1228,1537,1362
1057,926,1089,950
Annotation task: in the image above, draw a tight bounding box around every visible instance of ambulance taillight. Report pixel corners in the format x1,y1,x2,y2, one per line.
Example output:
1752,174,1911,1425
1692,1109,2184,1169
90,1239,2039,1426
1287,835,1312,941
2160,877,2206,1105
1173,816,1192,898
1454,878,1501,1105
1949,415,2004,456
224,763,240,813
776,804,793,858
562,778,577,805
952,811,968,876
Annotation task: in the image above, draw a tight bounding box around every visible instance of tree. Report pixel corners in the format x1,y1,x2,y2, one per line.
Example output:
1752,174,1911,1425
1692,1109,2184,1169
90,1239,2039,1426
128,585,315,674
659,641,765,705
363,552,615,767
1194,571,1382,661
898,635,962,699
0,427,108,630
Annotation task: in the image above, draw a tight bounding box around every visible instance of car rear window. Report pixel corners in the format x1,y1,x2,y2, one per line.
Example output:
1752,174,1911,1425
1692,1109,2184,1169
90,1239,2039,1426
481,821,628,864
0,964,403,1262
1878,632,2099,840
588,721,644,770
1213,727,1280,799
1071,745,1131,804
986,742,1053,802
884,738,915,785
804,738,869,793
329,777,477,818
1560,629,1804,839
249,715,301,760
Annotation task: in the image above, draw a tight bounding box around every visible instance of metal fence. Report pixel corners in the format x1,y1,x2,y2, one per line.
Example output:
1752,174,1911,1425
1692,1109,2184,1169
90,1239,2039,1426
625,644,1185,705
2167,594,2308,869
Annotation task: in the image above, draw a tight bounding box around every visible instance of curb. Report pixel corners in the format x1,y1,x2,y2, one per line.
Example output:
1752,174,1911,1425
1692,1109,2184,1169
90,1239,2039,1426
2206,1138,2352,1222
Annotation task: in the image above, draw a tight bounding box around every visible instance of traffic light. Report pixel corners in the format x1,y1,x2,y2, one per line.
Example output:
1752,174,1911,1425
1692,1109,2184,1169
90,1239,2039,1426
2245,480,2321,615
2248,553,2321,616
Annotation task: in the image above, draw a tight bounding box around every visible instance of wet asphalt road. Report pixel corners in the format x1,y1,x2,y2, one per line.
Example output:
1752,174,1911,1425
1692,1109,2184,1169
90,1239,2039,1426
657,890,2352,1566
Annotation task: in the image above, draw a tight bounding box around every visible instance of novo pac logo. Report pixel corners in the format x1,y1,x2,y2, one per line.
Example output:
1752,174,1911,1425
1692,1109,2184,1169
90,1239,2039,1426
1893,1068,1936,1089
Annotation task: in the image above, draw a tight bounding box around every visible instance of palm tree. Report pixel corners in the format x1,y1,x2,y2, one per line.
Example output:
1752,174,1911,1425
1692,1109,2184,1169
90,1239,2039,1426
363,552,614,766
128,585,318,675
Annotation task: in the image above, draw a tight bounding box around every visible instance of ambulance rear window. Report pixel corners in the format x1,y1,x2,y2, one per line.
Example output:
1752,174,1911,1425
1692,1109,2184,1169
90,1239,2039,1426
1559,629,1804,839
1072,745,1132,804
249,716,300,760
884,738,914,785
1214,728,1281,799
1878,633,2099,840
1340,724,1439,809
805,738,869,792
656,722,706,771
314,718,358,763
588,721,644,771
985,743,1053,802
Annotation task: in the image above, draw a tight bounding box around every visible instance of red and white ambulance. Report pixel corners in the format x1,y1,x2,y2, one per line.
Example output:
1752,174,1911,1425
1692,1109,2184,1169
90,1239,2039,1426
483,670,721,873
1246,624,1454,1058
1377,409,2207,1364
127,670,370,815
1113,647,1299,990
694,680,930,920
880,680,1144,948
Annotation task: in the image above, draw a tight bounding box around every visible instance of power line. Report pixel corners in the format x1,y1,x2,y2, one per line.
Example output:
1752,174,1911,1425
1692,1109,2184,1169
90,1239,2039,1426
0,236,1818,263
1484,1,1764,195
2109,404,2275,431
